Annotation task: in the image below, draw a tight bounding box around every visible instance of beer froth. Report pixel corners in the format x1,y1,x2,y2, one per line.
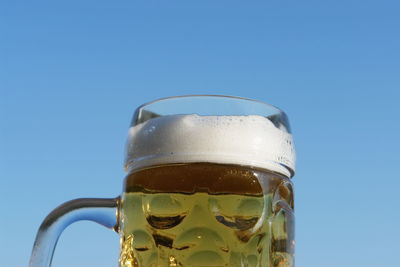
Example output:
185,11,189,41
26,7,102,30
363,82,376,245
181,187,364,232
125,114,295,177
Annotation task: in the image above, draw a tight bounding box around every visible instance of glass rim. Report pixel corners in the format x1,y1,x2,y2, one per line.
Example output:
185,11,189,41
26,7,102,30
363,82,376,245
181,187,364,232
136,94,285,114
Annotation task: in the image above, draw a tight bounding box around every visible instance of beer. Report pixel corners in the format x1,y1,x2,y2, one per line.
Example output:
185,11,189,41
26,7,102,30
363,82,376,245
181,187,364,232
119,163,294,267
120,114,295,267
28,96,296,267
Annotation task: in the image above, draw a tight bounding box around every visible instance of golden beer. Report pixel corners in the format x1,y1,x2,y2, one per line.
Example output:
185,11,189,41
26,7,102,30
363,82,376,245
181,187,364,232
119,163,294,267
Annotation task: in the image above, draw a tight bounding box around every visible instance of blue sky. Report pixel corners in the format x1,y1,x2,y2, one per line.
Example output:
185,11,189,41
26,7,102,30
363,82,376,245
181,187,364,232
1,1,399,266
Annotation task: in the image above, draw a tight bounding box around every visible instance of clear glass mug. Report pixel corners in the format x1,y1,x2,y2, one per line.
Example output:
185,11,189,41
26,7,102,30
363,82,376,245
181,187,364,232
30,95,296,267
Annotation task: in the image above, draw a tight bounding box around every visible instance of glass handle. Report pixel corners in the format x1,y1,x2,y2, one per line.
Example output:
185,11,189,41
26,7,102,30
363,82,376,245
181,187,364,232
29,197,120,267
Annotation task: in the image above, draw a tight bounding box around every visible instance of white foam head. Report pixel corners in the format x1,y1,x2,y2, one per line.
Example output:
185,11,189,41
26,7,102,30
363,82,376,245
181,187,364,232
125,114,296,177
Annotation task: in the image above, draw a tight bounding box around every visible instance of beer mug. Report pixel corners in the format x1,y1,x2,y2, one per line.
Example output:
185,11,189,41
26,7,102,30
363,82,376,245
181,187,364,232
30,95,296,267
